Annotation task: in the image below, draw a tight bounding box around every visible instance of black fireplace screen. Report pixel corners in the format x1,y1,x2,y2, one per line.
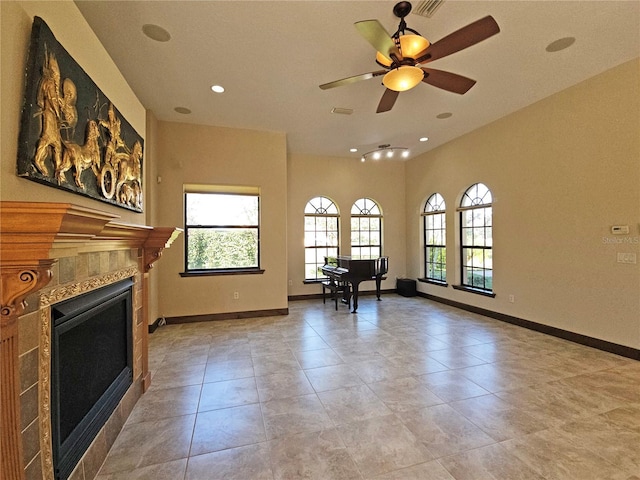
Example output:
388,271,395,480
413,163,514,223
51,278,133,480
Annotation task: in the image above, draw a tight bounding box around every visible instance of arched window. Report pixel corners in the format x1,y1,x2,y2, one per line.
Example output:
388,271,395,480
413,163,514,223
423,193,446,283
350,198,382,259
459,183,493,292
304,196,339,280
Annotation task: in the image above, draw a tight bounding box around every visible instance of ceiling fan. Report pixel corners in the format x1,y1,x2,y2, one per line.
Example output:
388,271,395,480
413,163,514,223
319,1,500,113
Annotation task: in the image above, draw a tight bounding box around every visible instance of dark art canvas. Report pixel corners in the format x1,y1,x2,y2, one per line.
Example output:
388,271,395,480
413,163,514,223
17,16,144,213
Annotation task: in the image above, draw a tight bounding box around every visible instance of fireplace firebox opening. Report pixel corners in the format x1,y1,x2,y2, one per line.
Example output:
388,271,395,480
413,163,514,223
50,278,134,480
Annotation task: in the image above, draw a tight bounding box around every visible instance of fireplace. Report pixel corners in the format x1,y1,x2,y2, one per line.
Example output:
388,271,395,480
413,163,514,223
0,202,181,480
50,278,134,480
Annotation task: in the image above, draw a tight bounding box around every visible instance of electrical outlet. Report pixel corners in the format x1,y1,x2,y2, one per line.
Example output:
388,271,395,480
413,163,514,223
233,291,239,299
508,294,515,303
288,280,292,286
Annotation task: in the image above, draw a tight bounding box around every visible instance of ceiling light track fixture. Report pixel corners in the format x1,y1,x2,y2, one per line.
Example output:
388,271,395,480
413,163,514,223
361,144,409,162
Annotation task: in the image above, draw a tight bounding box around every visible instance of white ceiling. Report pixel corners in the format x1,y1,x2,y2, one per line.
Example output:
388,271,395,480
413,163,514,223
74,1,640,161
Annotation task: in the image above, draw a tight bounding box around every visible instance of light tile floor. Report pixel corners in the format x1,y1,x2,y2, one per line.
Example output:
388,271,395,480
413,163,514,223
96,296,640,480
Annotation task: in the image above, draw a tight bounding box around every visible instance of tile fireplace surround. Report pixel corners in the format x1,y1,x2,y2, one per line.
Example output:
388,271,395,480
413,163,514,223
0,202,181,480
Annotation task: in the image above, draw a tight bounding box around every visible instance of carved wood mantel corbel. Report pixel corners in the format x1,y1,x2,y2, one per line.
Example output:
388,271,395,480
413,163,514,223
138,227,183,391
1,264,55,319
0,201,180,480
1,262,55,480
143,227,183,273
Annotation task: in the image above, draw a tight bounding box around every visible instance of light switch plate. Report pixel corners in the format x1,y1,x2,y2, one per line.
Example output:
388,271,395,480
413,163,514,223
617,253,637,264
611,225,630,235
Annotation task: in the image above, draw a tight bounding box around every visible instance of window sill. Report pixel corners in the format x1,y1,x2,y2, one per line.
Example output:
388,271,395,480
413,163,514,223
180,268,265,277
452,284,496,297
418,278,448,287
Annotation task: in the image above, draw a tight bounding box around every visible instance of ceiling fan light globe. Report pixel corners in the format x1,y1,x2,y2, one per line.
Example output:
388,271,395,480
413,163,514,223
383,66,424,92
376,51,393,67
399,34,430,59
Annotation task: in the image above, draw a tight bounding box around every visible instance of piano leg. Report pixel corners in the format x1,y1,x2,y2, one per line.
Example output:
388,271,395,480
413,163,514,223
375,275,382,301
351,281,361,313
340,283,351,310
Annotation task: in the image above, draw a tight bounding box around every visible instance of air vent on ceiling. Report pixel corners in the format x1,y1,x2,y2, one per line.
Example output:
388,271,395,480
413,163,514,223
412,0,446,18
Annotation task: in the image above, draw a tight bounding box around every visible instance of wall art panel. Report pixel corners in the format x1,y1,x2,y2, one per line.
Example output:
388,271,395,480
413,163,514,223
17,16,144,212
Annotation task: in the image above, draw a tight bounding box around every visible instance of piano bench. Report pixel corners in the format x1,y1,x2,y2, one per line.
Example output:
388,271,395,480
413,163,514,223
322,281,350,311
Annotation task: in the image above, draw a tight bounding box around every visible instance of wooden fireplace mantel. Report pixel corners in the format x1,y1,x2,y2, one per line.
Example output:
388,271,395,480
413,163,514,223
0,201,181,480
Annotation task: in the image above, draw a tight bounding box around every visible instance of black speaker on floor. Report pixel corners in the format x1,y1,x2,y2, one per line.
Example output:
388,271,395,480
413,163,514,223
396,278,417,297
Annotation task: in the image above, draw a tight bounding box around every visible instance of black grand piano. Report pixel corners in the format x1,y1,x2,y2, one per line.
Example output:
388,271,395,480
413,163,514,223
321,256,388,313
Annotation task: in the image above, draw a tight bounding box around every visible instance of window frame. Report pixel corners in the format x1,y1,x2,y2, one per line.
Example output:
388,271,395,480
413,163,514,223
303,196,340,282
181,188,263,277
421,193,447,285
456,183,495,296
350,197,382,260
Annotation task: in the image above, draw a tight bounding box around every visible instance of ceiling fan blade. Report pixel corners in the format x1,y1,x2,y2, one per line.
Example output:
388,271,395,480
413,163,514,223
319,70,387,90
416,16,500,64
421,68,476,94
376,88,399,113
354,20,402,62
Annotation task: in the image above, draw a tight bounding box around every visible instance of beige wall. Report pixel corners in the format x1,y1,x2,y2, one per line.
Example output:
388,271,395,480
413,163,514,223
405,59,640,349
152,121,288,317
0,0,146,226
145,110,161,323
287,153,407,297
2,0,637,348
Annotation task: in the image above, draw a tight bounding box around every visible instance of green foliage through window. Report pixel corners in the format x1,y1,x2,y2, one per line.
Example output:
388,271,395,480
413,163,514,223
460,183,492,292
424,193,446,282
304,196,339,280
185,192,259,271
351,198,382,260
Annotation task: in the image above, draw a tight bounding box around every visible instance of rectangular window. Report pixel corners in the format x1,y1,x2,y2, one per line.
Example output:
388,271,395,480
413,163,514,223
424,212,446,282
350,216,382,260
184,188,260,273
460,207,492,291
304,214,339,280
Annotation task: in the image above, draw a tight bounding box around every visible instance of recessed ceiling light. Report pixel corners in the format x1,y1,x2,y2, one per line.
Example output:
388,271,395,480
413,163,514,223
436,112,453,119
546,36,576,53
419,137,429,142
350,148,358,153
142,24,171,42
211,85,225,93
174,107,191,115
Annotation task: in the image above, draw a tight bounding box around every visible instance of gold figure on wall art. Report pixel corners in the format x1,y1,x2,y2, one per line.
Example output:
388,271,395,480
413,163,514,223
56,120,101,188
33,50,79,178
33,50,64,177
17,16,144,212
114,140,142,207
95,105,143,210
61,78,78,133
100,103,125,167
